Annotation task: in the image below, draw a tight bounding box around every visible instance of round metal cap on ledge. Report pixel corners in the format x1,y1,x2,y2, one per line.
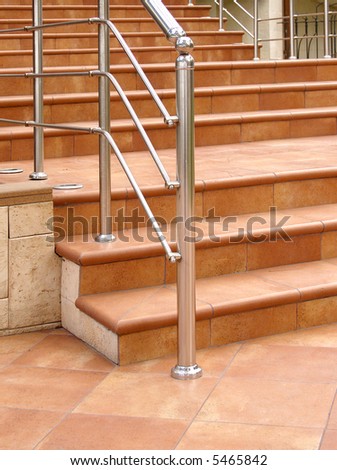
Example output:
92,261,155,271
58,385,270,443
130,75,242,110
0,168,24,174
53,183,83,190
171,364,202,380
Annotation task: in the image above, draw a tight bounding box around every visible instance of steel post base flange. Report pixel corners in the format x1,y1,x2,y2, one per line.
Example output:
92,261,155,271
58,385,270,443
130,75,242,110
95,233,115,243
171,364,202,380
29,171,48,180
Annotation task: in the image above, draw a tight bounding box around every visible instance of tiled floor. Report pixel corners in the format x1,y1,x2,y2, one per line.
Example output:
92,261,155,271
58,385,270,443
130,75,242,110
1,323,337,449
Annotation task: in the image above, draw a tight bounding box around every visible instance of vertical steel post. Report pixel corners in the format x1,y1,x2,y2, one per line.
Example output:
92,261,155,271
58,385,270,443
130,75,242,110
324,0,332,58
253,0,259,60
171,37,202,380
95,0,114,242
289,0,297,59
219,0,224,32
30,0,47,180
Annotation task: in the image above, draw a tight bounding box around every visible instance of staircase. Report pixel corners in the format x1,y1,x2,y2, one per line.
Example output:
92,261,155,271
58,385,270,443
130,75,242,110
2,1,337,367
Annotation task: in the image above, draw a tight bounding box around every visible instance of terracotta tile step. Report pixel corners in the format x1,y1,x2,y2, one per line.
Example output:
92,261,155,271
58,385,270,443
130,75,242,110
0,30,244,50
0,17,221,34
3,104,337,161
0,0,188,4
66,257,337,364
55,203,337,293
2,59,337,98
0,44,255,68
0,4,211,19
3,80,337,125
2,135,337,206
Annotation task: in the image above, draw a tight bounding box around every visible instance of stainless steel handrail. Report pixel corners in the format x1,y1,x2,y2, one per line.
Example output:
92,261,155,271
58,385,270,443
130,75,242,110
141,0,202,380
141,0,186,43
0,3,178,239
31,0,46,180
0,68,178,189
91,70,179,189
0,18,176,125
0,116,180,262
0,0,202,380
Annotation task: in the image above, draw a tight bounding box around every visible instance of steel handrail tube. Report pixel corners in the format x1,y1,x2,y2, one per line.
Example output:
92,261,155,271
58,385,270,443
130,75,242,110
97,129,181,262
0,66,178,188
234,0,254,19
324,0,332,57
289,0,297,59
139,0,202,379
0,18,92,34
90,70,179,189
222,6,254,38
141,0,186,43
0,16,176,127
171,37,202,380
91,17,177,126
95,0,114,243
30,0,47,180
253,0,259,60
219,0,224,32
0,114,179,260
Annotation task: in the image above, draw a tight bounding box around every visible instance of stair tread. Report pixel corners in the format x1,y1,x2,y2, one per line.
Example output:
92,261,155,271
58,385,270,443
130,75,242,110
0,16,219,22
4,80,337,106
56,202,337,266
0,43,253,56
2,135,337,199
0,30,242,39
75,257,337,335
2,57,337,74
1,105,337,139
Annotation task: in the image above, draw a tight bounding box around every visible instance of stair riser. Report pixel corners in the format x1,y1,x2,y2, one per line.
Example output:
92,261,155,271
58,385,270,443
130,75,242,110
2,114,336,161
0,46,254,68
0,0,189,4
74,232,325,295
0,32,243,50
0,18,220,33
3,87,337,125
0,6,211,20
51,176,337,239
62,293,337,365
3,62,337,97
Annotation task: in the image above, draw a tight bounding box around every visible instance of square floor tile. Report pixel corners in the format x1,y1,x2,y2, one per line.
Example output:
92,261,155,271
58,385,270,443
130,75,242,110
13,335,115,372
177,421,322,450
0,331,49,355
0,407,64,449
226,343,337,383
0,366,107,412
320,430,337,450
37,413,189,450
75,370,218,420
197,377,336,428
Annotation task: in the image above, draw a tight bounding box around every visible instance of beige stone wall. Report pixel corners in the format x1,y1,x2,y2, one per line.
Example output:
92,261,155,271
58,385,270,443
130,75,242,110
0,182,61,335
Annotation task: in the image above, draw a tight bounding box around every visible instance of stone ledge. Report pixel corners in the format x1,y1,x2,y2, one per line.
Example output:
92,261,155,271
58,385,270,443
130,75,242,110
0,182,52,207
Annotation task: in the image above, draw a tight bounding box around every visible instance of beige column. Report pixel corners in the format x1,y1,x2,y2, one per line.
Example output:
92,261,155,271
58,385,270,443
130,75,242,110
223,0,284,59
